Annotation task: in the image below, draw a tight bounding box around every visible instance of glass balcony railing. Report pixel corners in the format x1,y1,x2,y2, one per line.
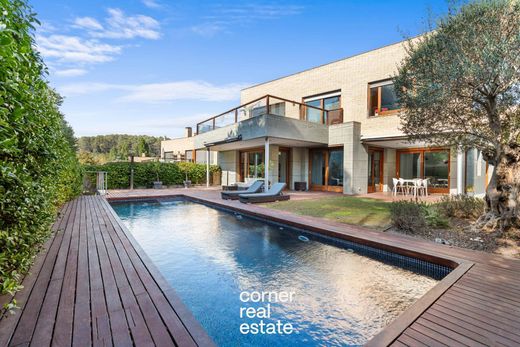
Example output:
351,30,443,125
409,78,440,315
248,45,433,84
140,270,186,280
196,95,343,134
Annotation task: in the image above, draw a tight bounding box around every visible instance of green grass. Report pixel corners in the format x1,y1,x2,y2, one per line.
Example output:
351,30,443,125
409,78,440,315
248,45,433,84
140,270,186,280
265,196,392,230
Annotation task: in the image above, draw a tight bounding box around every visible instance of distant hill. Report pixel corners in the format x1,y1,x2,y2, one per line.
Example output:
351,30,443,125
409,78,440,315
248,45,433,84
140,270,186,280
77,134,169,164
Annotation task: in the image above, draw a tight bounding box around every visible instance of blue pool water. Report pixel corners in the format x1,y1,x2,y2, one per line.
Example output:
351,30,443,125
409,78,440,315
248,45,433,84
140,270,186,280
112,199,442,347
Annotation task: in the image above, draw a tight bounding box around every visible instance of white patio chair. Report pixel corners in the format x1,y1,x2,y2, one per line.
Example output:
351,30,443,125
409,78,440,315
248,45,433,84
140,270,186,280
420,178,429,196
392,178,404,196
398,178,408,195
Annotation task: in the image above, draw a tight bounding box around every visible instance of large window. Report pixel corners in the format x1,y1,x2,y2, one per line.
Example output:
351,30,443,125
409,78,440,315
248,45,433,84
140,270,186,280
368,81,399,117
310,147,343,192
305,99,322,123
328,148,343,187
240,150,265,180
397,149,450,192
303,91,341,124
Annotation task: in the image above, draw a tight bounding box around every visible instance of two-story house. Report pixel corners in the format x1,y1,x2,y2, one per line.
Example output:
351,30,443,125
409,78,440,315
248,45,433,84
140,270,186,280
161,38,491,196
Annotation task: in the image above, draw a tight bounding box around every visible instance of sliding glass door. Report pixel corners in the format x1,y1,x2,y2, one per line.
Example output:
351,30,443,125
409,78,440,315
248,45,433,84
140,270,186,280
396,148,450,193
367,148,384,193
239,150,264,181
310,147,343,192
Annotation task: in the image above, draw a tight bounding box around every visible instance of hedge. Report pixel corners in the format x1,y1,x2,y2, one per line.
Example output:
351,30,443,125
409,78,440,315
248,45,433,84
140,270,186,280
0,0,82,302
83,161,221,189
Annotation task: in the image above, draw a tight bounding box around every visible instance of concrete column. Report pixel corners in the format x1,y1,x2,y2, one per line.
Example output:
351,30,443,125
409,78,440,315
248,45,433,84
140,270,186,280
456,148,464,194
342,122,368,194
264,137,269,192
206,148,210,188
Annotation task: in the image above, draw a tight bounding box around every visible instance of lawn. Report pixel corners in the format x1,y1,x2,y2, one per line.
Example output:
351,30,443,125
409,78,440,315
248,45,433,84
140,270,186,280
264,196,392,230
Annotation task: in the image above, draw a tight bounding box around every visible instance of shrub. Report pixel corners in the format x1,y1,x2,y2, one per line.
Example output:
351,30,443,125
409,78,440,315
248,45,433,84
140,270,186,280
390,200,450,233
390,200,428,233
0,1,81,300
436,194,485,219
422,205,450,229
83,162,220,189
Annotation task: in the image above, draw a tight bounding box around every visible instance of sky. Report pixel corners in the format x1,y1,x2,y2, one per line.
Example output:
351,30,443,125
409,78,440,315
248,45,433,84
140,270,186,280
31,0,448,139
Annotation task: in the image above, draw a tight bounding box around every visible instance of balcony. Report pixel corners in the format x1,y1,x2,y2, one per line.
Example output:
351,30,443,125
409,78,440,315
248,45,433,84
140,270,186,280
196,94,343,135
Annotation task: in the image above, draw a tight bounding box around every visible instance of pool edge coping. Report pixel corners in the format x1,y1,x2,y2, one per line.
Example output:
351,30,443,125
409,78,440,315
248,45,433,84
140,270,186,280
106,194,474,347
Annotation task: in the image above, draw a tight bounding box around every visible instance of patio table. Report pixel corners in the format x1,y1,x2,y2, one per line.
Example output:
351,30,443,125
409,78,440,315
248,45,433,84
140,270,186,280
398,178,427,197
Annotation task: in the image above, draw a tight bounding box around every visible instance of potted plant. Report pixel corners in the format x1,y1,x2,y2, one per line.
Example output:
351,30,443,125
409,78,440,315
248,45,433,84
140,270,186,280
152,162,163,189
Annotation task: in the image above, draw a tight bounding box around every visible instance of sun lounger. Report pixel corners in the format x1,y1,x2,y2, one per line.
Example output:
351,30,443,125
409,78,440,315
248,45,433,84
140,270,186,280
221,180,264,200
238,183,290,203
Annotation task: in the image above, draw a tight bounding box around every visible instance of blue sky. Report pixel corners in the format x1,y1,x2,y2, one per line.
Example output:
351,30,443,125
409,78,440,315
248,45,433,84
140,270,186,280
32,0,448,138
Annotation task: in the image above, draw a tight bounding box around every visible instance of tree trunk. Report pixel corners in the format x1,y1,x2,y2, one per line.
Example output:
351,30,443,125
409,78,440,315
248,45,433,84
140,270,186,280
481,143,520,232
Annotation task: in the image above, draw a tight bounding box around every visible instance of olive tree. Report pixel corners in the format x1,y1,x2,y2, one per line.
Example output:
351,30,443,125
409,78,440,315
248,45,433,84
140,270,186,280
394,0,520,231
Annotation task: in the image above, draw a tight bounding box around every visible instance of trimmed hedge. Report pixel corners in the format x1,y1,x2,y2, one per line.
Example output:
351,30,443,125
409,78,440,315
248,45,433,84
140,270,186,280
0,0,82,302
83,161,220,189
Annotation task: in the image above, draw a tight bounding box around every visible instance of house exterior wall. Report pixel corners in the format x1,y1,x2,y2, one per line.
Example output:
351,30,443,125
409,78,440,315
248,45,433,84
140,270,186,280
161,137,217,164
240,40,411,138
161,137,194,158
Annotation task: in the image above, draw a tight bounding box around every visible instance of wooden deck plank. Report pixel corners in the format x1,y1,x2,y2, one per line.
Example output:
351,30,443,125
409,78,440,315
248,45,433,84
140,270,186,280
420,312,491,346
434,299,520,341
30,199,77,346
89,197,133,347
93,198,156,346
0,200,74,347
394,333,429,347
410,322,467,347
85,196,112,347
72,197,92,347
401,329,448,347
428,307,519,346
8,200,74,346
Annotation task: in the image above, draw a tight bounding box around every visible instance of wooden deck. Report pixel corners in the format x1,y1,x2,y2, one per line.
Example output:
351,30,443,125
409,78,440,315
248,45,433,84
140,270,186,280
1,189,520,346
0,195,213,347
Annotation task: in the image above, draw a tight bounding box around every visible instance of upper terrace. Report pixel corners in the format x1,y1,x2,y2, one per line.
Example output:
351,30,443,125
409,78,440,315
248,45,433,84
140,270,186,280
193,94,344,151
196,94,344,135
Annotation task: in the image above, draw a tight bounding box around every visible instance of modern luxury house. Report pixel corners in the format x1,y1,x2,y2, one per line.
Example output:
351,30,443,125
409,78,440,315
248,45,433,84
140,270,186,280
161,38,491,196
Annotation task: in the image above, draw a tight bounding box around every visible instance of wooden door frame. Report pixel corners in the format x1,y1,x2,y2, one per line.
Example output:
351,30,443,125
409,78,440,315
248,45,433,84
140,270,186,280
367,147,385,193
238,147,264,183
395,147,450,194
308,147,343,193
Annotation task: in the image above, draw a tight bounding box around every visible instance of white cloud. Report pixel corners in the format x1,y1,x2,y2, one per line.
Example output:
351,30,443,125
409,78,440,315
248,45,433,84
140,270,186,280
141,0,162,9
84,8,161,40
54,68,88,77
73,16,103,31
191,4,304,37
216,4,304,20
37,8,161,78
36,35,121,64
59,80,248,103
190,22,227,37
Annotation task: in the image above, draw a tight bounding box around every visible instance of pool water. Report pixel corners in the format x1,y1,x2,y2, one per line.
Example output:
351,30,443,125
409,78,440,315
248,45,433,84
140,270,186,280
112,199,441,347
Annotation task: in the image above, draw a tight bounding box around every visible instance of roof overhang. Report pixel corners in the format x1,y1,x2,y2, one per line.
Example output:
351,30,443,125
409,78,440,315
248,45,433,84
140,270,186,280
361,134,430,149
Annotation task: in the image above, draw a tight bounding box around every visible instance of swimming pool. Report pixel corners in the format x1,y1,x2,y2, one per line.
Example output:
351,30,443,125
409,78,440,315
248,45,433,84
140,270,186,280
111,198,449,346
